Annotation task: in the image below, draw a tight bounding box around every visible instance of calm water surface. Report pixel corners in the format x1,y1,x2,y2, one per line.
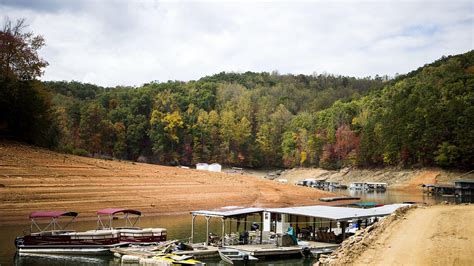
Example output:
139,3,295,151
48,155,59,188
0,189,453,265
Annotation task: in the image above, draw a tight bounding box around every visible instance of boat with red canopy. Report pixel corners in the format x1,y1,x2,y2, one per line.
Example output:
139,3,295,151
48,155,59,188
96,208,167,243
16,211,123,255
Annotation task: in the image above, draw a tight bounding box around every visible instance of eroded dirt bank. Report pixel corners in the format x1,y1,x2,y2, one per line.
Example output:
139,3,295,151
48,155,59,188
319,204,474,266
0,141,345,226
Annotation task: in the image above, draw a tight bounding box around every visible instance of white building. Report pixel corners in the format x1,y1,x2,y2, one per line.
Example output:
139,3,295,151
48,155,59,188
208,163,222,172
196,163,209,170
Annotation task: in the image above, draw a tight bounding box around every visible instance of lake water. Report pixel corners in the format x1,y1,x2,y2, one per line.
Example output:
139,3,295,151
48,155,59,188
333,188,453,205
0,189,455,265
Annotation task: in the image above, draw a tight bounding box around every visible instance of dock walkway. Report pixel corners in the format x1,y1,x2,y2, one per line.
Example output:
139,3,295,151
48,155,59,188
230,242,339,257
111,245,220,259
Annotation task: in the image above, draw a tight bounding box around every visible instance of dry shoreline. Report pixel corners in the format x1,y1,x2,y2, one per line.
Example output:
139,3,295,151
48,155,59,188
0,141,349,226
355,204,474,266
318,204,474,266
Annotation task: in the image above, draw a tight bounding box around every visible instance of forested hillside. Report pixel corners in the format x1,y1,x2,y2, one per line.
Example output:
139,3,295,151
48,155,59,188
43,52,473,169
45,72,383,167
1,20,472,169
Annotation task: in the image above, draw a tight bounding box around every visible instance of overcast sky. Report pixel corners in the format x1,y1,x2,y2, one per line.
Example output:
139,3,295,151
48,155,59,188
1,0,473,87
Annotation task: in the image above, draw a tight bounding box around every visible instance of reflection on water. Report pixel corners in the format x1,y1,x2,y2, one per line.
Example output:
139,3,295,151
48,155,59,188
330,188,457,205
0,189,462,265
15,254,317,265
347,189,435,204
15,254,113,265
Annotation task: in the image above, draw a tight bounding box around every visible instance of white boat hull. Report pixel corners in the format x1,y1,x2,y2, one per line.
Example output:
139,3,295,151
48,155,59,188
219,248,258,265
18,245,118,255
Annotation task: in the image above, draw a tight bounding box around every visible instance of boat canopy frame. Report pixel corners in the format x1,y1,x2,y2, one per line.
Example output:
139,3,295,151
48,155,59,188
190,207,265,246
97,208,142,229
29,211,78,233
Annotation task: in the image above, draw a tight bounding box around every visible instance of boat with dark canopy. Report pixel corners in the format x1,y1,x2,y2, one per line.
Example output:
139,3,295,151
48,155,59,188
96,208,167,244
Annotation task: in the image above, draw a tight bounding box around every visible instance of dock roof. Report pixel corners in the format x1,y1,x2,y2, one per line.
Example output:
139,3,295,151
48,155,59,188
191,206,264,218
191,204,410,221
433,184,455,188
454,179,474,183
265,204,409,221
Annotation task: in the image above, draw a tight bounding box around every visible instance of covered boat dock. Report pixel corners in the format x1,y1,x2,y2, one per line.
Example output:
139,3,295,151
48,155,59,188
112,204,411,261
264,204,409,242
190,204,409,246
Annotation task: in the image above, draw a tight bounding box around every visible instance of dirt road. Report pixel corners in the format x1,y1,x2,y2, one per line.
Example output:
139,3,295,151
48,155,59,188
0,141,348,226
355,205,474,266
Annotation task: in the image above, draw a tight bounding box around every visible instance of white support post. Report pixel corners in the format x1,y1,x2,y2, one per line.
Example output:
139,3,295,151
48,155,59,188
221,218,225,246
190,215,196,244
205,216,211,246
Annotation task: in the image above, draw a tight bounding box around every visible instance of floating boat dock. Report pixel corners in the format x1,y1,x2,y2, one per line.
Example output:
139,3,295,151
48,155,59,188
112,203,410,262
111,242,339,260
319,196,360,202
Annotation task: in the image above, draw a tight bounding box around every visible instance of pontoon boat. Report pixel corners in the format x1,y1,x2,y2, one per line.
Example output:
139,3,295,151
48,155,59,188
15,211,123,255
96,208,167,244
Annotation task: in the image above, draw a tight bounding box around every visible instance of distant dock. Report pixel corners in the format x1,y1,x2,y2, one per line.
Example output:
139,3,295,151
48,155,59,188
319,196,360,202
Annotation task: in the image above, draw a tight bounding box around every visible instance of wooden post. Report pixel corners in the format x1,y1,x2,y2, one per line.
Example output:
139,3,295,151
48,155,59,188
296,215,299,235
244,216,247,231
260,212,263,244
313,217,316,241
329,221,332,232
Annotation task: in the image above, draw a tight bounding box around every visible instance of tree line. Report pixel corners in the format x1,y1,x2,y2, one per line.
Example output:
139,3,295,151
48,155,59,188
45,72,384,167
46,51,473,169
2,19,472,169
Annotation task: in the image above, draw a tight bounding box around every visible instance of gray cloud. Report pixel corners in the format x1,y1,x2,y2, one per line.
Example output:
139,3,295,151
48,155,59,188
1,0,472,86
0,0,84,13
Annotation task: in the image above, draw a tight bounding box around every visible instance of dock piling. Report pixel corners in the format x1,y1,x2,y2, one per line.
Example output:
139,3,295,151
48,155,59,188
205,216,211,246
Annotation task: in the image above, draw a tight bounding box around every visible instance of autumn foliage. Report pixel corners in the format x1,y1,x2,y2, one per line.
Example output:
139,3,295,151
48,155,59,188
2,18,472,169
